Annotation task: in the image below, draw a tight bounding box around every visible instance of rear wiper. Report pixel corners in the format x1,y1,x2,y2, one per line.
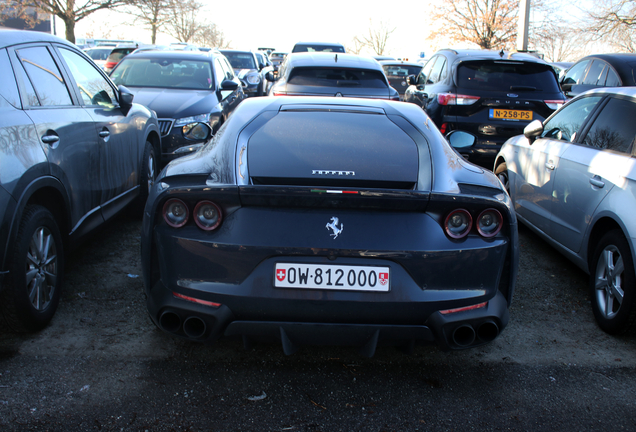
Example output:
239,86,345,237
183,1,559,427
336,80,361,87
510,85,537,91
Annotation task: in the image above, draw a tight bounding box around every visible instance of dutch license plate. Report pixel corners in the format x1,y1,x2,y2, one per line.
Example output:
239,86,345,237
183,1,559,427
274,263,390,291
489,108,533,121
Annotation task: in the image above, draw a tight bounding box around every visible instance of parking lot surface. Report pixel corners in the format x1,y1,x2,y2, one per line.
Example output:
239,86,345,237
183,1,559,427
1,213,635,431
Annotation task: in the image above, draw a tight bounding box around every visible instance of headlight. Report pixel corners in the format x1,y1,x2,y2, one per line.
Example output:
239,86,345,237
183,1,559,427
246,73,261,85
174,114,209,127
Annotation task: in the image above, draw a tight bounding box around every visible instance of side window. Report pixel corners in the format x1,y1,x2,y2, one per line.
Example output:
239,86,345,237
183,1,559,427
0,48,21,108
582,60,607,86
420,56,437,85
428,57,446,84
16,46,72,106
541,96,603,142
222,58,235,79
562,60,590,85
214,58,226,88
605,68,621,87
58,48,116,107
582,98,636,154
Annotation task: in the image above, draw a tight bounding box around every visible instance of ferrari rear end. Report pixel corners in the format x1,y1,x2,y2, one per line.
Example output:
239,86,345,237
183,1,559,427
141,97,518,356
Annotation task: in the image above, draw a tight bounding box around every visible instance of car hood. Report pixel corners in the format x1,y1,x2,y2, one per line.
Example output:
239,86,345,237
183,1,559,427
127,87,219,119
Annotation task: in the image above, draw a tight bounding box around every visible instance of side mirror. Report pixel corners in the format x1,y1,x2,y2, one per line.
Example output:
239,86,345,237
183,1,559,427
407,74,417,86
220,79,239,91
524,119,544,141
118,85,134,115
446,130,477,149
265,71,277,82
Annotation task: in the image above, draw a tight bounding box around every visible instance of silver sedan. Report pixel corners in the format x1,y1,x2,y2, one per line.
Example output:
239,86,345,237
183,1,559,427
494,87,636,335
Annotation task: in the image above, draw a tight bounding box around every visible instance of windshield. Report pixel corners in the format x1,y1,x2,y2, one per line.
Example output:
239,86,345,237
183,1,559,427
457,61,561,92
110,58,214,89
382,65,422,78
288,67,387,88
221,52,256,70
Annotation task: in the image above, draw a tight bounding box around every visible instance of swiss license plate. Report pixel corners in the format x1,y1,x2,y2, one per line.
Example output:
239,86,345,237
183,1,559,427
274,263,390,291
489,108,533,121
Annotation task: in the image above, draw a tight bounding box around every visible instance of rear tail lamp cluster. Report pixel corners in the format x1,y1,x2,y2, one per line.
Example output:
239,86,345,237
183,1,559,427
444,208,503,239
162,198,223,231
544,100,565,110
437,93,480,106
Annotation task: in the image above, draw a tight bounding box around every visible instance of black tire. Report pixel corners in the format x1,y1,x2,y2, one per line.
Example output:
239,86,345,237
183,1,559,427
589,230,636,334
494,162,509,194
0,205,64,332
132,140,157,215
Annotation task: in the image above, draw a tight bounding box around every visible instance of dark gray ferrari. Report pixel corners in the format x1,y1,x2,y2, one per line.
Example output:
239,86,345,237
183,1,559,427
141,97,519,356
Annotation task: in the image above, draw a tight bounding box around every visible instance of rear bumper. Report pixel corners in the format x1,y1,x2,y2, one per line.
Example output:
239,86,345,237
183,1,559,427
147,278,509,355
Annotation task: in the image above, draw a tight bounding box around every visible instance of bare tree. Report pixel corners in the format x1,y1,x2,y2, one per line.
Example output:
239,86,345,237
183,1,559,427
429,0,518,50
345,37,365,55
0,1,47,29
125,0,174,44
585,0,636,52
164,0,202,43
192,22,231,48
530,19,588,62
7,0,127,43
354,20,395,55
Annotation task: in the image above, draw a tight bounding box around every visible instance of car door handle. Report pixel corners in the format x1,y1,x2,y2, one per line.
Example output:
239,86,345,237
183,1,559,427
590,177,605,188
99,130,110,138
545,162,555,170
41,135,59,144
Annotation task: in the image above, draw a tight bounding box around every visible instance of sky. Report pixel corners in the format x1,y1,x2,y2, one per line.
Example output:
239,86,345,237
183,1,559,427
67,0,595,60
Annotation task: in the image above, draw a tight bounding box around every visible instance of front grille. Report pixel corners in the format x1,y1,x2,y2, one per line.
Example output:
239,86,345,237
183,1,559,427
158,119,174,136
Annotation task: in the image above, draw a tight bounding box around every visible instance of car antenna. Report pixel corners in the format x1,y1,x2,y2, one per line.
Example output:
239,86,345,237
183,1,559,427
499,49,504,58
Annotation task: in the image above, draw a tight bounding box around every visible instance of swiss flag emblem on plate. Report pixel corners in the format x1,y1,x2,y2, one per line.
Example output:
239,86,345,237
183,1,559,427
379,273,389,285
276,269,286,282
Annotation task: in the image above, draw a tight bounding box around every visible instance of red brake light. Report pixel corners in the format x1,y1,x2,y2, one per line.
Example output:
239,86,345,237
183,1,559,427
438,93,480,106
193,201,222,231
476,209,503,238
163,199,189,228
440,302,487,314
439,123,448,135
173,292,221,308
273,91,287,96
444,209,472,239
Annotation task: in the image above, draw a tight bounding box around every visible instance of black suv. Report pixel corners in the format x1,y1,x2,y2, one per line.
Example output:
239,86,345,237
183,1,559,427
560,53,636,99
404,49,566,168
0,30,161,332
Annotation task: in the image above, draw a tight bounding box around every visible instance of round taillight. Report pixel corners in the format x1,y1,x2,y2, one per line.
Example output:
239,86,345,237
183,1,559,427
194,201,222,231
163,199,189,228
445,209,472,239
477,209,503,238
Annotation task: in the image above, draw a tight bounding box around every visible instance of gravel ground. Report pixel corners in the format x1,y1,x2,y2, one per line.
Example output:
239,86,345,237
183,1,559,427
1,212,635,431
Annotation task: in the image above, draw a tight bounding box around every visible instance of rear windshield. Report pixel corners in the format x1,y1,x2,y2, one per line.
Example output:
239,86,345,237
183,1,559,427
288,67,387,88
106,48,137,63
86,48,111,61
110,58,214,89
292,44,345,53
221,52,256,70
382,65,422,78
457,61,560,92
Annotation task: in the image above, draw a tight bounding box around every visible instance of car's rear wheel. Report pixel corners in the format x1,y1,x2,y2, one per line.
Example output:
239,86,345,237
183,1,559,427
0,205,64,332
590,230,636,334
494,162,509,194
132,140,157,215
